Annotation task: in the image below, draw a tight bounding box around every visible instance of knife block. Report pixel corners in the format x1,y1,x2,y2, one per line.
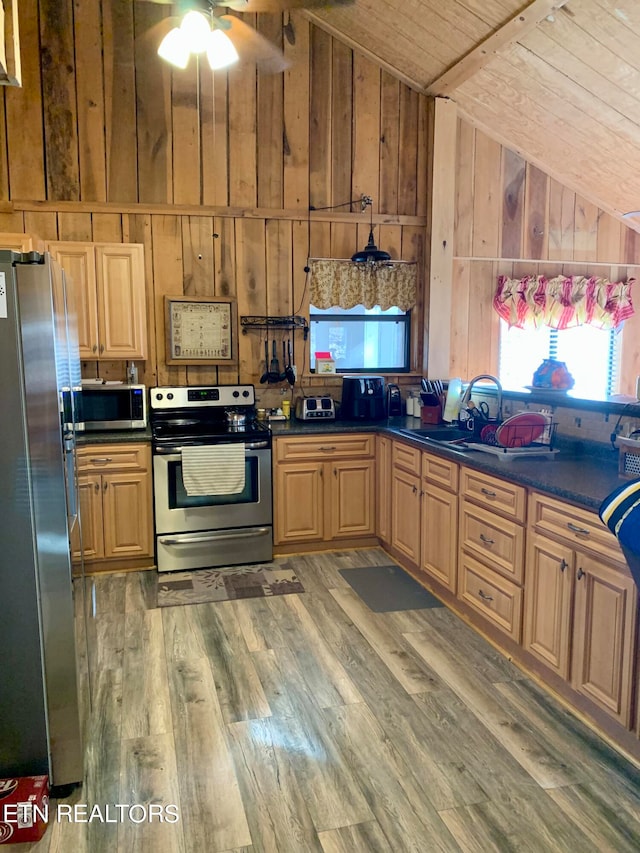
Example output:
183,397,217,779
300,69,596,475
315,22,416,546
420,404,441,424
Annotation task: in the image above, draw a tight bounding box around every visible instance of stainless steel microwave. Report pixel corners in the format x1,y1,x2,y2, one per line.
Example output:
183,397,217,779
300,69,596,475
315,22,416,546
78,384,147,431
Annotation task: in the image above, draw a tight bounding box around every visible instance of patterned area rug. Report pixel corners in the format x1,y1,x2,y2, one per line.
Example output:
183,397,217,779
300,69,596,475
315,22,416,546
157,560,304,607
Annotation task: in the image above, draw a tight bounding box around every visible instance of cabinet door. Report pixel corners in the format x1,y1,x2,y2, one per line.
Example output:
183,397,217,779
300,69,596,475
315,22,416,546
101,472,152,558
74,474,104,561
274,462,324,544
95,245,147,359
0,233,42,252
421,483,458,593
391,468,421,565
330,459,375,539
376,436,392,544
48,242,99,358
572,553,637,726
523,532,574,679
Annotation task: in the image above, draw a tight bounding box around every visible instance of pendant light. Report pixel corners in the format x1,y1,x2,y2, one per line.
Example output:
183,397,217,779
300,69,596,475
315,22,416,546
351,195,391,264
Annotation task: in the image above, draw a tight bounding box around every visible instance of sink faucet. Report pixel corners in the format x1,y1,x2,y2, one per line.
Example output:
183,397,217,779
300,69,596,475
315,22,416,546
459,374,503,424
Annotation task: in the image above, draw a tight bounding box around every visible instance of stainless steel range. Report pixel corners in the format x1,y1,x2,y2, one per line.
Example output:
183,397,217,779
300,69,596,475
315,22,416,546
151,384,273,573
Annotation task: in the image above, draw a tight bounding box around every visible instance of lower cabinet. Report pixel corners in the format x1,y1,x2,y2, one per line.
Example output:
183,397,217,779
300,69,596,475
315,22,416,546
420,453,458,593
73,443,153,572
391,443,422,565
524,493,637,727
274,434,375,546
376,435,392,545
457,467,526,641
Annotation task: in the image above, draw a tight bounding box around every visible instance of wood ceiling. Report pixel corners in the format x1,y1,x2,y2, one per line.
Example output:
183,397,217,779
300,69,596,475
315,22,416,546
306,0,640,229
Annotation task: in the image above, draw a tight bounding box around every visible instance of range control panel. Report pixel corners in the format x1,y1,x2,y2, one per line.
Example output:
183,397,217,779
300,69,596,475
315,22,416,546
150,385,255,409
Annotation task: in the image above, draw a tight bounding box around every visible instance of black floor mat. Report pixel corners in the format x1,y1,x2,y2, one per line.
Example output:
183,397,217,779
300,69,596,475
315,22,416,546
338,564,445,612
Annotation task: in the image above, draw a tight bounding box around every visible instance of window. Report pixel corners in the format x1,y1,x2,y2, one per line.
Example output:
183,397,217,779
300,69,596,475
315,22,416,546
309,304,411,372
498,320,622,398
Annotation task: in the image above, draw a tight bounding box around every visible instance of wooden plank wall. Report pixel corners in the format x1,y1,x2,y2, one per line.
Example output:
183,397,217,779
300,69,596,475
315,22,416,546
451,118,640,393
0,2,429,397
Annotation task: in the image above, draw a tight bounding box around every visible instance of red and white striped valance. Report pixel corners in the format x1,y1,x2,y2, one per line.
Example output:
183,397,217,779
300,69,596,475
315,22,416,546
494,274,635,330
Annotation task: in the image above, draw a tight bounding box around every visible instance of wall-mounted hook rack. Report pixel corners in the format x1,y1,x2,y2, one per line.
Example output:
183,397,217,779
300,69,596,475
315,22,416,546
240,315,309,340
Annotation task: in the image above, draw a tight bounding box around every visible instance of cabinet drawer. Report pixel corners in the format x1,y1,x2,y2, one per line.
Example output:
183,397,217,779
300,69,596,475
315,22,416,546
275,434,374,462
529,492,625,568
458,552,523,642
460,467,526,522
392,441,421,476
422,451,458,492
77,443,150,472
459,500,524,584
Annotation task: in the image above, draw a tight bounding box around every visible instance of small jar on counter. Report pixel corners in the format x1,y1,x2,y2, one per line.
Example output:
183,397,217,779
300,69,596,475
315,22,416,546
282,399,291,419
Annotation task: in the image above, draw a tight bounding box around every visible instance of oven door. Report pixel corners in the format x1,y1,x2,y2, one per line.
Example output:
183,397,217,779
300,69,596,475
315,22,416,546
153,441,272,535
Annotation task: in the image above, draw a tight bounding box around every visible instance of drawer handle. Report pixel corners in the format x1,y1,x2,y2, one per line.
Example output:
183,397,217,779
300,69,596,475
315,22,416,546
319,446,337,452
567,522,590,536
90,457,113,465
481,488,496,497
577,567,585,580
479,533,494,545
478,589,494,602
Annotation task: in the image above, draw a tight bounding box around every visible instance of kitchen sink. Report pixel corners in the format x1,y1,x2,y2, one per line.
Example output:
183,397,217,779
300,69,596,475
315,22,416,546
396,426,473,446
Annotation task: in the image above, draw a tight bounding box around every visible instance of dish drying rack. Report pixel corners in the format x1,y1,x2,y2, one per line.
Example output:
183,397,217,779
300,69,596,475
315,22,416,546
467,421,558,461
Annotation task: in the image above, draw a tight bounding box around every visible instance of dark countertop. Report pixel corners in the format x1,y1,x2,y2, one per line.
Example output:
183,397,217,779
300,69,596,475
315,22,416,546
76,426,152,445
271,416,624,512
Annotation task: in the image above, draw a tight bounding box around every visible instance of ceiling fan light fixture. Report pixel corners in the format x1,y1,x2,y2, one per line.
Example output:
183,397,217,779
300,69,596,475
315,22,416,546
206,29,239,70
157,27,191,69
180,10,211,54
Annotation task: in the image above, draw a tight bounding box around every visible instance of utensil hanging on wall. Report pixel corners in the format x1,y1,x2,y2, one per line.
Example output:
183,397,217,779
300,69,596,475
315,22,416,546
260,339,269,384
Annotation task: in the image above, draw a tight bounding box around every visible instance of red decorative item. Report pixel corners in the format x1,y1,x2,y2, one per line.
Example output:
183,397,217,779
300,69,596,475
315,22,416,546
0,776,49,845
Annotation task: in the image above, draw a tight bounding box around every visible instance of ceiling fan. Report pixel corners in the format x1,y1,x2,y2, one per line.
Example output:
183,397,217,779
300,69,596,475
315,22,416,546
140,0,354,74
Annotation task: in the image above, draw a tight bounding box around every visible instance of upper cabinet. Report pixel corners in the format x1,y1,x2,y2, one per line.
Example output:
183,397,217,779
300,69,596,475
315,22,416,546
48,242,147,361
0,232,45,252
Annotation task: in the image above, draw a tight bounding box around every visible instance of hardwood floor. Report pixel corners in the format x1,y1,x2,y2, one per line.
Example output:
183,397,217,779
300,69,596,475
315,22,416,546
8,548,640,852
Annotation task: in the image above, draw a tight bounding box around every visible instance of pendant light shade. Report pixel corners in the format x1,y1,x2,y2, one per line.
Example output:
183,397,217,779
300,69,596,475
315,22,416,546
351,228,392,263
351,196,391,263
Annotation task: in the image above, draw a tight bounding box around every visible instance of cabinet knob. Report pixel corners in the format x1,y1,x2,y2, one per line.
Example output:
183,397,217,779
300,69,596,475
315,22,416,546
577,567,585,580
94,482,100,492
92,345,97,353
560,558,568,572
99,344,104,354
103,482,108,492
333,467,337,478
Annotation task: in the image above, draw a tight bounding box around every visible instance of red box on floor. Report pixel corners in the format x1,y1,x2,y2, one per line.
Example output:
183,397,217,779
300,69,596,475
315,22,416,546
0,776,49,845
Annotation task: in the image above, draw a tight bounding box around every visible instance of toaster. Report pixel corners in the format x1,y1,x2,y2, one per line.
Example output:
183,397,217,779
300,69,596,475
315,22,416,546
295,396,336,421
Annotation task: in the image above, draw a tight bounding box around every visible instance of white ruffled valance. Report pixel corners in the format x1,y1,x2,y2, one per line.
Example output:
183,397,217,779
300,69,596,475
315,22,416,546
494,274,635,330
309,259,418,311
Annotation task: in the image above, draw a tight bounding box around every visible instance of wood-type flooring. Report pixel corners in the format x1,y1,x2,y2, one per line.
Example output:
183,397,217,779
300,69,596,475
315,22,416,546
7,548,640,852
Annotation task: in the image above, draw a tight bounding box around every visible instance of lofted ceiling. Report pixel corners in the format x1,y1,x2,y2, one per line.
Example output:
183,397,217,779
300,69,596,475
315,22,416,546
306,0,640,231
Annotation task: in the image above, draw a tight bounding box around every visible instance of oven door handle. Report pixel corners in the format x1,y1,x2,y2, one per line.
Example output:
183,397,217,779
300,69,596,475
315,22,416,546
158,528,271,546
154,441,269,455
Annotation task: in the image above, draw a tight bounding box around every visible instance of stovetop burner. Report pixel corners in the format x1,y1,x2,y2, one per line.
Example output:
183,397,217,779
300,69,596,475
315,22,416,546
150,384,271,446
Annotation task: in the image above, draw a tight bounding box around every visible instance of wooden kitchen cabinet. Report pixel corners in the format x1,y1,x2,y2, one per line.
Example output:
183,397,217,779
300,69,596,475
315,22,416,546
524,492,637,726
0,232,45,252
73,443,153,572
274,434,375,547
48,241,147,360
457,466,526,641
376,435,392,545
391,442,421,565
420,453,458,593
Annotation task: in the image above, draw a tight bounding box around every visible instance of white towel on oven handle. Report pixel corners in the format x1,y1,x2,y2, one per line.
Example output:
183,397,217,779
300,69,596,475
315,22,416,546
181,444,246,496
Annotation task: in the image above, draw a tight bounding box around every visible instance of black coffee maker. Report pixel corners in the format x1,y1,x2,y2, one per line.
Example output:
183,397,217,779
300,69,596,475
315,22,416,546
341,376,386,419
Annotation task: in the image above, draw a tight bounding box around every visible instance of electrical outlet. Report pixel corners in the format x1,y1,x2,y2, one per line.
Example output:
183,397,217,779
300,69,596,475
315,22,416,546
574,417,582,428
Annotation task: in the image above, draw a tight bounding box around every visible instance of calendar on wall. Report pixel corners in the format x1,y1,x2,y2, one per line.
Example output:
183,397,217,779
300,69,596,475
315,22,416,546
165,297,238,365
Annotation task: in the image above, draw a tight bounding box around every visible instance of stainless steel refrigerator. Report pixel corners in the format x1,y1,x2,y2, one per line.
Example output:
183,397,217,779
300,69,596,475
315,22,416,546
0,250,83,786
